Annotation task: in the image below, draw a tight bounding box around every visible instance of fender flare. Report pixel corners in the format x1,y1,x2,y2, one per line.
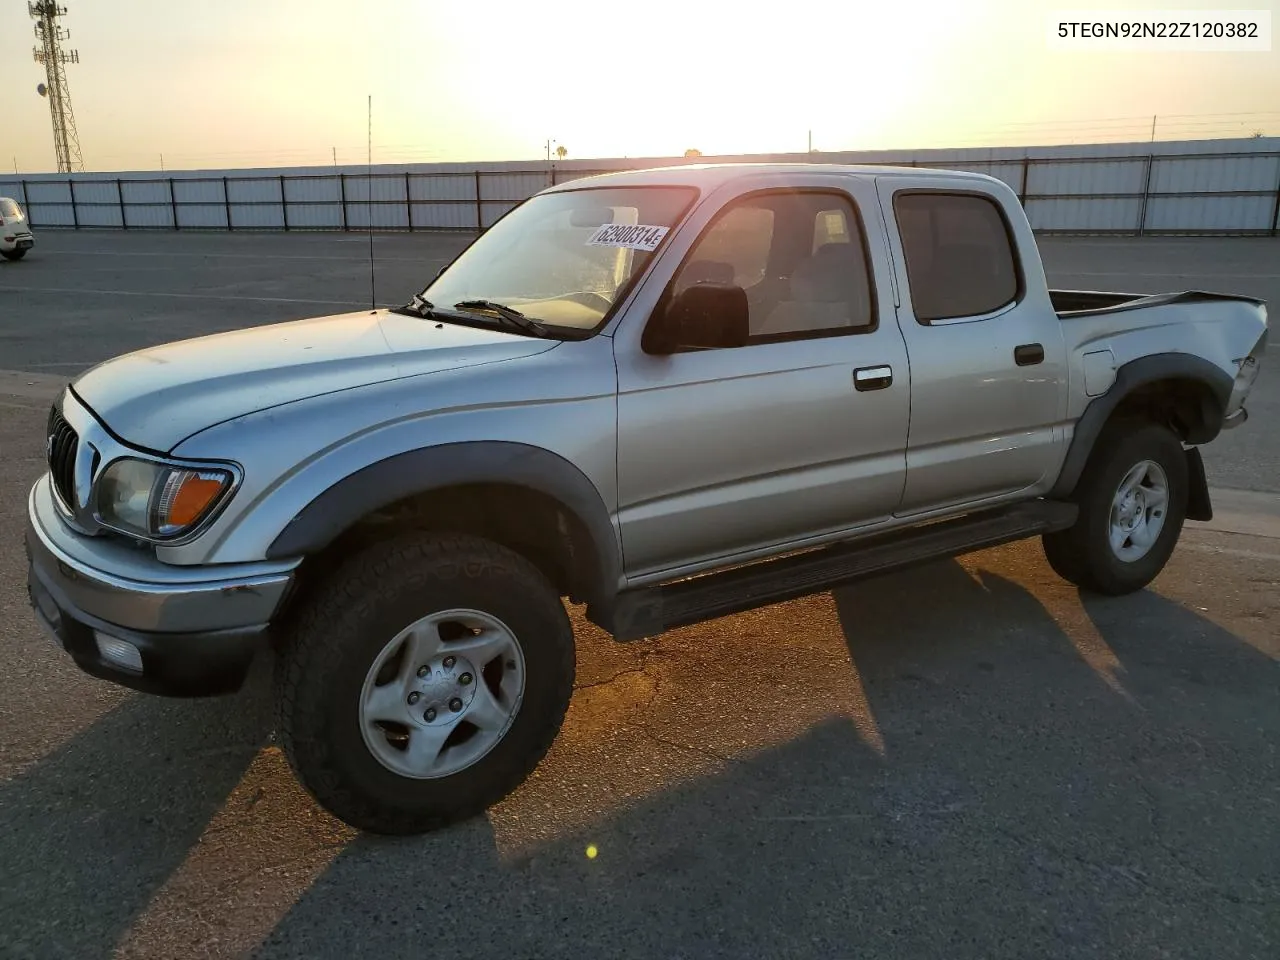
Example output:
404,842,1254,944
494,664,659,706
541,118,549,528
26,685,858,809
265,441,621,607
1051,352,1233,498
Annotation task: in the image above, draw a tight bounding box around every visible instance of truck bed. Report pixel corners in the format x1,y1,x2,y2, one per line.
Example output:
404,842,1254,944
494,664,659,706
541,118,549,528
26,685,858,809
1052,289,1266,317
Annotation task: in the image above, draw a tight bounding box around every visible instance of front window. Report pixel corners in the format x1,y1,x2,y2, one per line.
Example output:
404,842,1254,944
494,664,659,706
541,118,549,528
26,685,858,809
422,186,696,330
666,191,876,345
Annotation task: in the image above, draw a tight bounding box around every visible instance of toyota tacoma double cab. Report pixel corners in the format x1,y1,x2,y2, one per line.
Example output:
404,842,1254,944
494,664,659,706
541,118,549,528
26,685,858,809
26,163,1268,834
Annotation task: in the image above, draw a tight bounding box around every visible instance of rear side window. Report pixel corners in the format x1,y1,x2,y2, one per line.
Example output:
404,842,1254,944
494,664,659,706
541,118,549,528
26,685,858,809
0,199,22,219
894,193,1019,322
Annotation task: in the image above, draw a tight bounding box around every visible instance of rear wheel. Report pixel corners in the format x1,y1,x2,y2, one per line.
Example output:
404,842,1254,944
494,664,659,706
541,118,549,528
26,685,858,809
1,248,27,261
274,533,575,834
1043,421,1188,595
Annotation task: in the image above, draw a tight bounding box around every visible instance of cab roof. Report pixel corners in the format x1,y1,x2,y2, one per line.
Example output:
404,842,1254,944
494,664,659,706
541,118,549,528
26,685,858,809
544,162,997,193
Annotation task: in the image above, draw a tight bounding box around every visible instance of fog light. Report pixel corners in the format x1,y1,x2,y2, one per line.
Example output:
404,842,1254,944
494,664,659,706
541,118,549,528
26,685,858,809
93,632,143,673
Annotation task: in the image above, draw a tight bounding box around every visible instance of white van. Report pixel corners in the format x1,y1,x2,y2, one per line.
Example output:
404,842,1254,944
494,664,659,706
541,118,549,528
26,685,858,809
1,198,35,260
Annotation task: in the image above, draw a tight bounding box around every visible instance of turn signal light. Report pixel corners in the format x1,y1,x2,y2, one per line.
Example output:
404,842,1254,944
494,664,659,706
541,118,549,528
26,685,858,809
158,471,228,530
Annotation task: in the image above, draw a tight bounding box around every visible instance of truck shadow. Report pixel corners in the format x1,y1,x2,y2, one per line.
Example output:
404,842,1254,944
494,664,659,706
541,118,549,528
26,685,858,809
249,557,1277,960
1,555,1275,959
0,658,274,959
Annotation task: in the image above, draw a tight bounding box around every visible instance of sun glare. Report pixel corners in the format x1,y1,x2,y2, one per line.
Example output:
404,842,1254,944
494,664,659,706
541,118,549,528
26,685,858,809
400,0,990,158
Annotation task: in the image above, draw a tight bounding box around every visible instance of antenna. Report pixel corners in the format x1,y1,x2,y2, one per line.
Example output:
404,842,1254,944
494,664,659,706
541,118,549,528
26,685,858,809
30,2,84,173
367,94,376,313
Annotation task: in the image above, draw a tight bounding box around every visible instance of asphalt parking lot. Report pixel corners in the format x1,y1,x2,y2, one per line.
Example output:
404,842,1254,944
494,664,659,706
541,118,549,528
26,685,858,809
1,231,1277,959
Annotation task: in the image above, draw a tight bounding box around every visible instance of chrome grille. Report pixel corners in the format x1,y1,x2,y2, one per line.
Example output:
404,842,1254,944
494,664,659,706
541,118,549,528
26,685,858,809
46,406,79,508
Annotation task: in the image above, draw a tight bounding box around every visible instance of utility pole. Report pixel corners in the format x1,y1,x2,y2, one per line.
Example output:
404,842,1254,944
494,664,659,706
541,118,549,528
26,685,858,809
1149,115,1157,143
30,2,84,173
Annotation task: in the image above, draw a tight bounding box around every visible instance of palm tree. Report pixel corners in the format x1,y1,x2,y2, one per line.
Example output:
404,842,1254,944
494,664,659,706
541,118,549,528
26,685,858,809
555,145,568,160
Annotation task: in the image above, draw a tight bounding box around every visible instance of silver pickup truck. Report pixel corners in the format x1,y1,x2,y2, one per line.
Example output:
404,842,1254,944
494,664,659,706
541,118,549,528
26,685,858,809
26,163,1268,834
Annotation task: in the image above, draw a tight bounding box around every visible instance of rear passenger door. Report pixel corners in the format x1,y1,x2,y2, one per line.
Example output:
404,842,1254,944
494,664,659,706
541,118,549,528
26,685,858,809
614,181,910,581
876,179,1066,515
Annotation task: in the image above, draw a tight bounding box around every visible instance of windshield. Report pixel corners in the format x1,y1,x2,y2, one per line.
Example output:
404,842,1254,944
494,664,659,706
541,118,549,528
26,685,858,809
0,199,23,220
421,186,696,330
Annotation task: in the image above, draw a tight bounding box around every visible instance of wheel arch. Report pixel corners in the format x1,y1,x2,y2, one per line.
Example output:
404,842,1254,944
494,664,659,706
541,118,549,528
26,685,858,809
1052,352,1232,499
266,441,621,611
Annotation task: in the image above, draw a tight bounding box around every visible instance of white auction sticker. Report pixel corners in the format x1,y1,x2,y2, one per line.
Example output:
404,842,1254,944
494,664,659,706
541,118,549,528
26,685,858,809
585,223,670,251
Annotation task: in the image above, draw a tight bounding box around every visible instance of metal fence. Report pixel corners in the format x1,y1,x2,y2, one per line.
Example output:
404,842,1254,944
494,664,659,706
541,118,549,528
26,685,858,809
4,145,1279,236
0,167,613,233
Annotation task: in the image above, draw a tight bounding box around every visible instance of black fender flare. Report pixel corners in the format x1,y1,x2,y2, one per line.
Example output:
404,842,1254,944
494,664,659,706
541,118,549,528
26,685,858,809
1051,352,1233,498
266,441,621,608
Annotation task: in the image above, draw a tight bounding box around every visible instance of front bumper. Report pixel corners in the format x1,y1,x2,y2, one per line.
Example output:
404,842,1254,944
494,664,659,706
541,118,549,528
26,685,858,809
25,477,297,696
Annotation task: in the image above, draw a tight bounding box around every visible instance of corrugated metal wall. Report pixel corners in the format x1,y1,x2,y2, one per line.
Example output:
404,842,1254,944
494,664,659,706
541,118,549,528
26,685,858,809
3,138,1278,235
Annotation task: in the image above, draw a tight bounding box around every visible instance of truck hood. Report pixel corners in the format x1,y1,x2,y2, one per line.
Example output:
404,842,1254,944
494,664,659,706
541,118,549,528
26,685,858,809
71,309,556,452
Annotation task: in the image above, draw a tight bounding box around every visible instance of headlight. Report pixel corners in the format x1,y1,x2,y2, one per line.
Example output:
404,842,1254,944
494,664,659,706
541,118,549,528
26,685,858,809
96,458,233,539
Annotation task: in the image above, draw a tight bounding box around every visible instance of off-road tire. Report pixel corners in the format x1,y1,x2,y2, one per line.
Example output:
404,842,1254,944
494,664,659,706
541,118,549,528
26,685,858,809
1042,420,1188,595
274,532,575,835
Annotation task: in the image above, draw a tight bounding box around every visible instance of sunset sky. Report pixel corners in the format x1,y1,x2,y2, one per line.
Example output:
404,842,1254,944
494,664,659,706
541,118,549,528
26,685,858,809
3,0,1278,173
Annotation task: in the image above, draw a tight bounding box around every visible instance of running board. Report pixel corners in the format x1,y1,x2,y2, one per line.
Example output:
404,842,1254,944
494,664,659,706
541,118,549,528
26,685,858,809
600,500,1078,641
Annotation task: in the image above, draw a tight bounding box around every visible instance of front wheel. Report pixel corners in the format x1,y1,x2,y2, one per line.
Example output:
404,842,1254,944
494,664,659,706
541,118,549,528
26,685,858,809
1042,421,1189,595
274,533,575,834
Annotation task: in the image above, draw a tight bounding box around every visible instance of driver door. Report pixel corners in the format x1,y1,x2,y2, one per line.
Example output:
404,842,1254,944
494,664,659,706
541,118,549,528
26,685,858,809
614,183,910,581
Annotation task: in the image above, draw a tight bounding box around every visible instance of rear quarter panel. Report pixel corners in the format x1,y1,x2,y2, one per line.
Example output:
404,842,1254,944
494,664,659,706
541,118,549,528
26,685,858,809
1058,298,1267,423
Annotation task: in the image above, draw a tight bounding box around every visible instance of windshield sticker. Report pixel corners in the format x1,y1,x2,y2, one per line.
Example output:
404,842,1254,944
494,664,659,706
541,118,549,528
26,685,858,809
585,223,669,252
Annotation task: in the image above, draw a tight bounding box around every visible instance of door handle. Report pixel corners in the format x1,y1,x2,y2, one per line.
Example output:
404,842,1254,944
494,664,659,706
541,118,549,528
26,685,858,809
854,365,893,391
1014,343,1045,366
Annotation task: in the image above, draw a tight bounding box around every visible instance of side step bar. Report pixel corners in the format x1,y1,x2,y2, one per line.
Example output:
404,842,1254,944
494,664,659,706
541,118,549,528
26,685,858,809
600,500,1078,641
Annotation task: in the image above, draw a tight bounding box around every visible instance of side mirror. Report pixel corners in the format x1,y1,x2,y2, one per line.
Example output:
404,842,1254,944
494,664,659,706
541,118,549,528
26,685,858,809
645,282,750,354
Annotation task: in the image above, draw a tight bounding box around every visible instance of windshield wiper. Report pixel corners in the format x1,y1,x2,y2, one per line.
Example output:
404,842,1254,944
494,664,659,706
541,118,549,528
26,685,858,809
453,300,548,337
395,293,437,319
395,294,559,338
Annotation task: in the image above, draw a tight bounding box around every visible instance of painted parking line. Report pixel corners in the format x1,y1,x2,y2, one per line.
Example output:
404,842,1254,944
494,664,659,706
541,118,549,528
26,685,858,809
1181,541,1280,563
22,361,108,369
16,249,452,263
0,285,395,307
0,370,70,400
1189,487,1280,540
